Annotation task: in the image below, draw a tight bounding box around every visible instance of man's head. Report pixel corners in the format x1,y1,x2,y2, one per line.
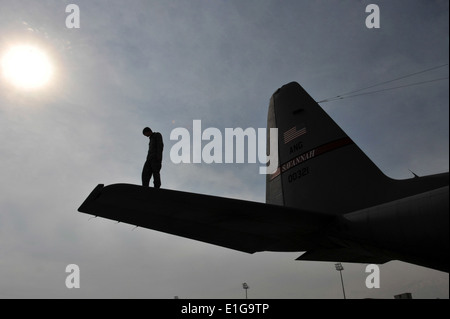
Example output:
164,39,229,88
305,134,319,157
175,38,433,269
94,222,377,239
143,127,153,137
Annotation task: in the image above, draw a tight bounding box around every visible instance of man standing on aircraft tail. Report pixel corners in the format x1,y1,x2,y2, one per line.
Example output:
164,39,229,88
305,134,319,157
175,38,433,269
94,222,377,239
142,127,164,188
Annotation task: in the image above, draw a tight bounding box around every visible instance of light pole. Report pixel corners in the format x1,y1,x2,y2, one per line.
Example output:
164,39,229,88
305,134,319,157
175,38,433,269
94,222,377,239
242,283,249,299
335,263,346,299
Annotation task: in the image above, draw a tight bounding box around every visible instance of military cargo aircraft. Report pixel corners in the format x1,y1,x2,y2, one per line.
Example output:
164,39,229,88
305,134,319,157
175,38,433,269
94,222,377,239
78,82,448,273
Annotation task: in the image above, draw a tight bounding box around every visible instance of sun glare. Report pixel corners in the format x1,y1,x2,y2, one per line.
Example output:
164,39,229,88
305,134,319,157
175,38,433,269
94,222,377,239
1,45,53,89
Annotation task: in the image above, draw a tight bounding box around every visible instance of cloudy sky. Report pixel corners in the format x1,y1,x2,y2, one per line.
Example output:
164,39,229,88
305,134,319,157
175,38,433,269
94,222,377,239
0,0,448,299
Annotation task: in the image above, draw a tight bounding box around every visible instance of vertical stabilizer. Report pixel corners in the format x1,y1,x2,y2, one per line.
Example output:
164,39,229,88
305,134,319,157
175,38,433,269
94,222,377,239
266,82,392,213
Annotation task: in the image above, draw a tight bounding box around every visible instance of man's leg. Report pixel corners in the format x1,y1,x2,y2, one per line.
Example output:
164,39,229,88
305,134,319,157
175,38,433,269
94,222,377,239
142,160,153,187
151,161,162,188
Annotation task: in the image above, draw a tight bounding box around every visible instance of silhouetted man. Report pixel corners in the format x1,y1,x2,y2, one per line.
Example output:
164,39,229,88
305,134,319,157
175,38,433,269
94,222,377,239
142,127,164,188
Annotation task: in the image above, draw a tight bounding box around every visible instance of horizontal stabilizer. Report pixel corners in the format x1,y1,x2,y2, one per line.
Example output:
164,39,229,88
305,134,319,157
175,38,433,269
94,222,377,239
296,247,391,264
78,184,334,254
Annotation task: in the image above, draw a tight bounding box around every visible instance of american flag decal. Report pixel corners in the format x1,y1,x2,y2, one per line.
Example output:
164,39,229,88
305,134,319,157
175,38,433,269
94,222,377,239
283,126,307,144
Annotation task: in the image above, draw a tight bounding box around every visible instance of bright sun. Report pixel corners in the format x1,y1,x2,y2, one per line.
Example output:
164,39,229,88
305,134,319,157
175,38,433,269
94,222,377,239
1,45,53,89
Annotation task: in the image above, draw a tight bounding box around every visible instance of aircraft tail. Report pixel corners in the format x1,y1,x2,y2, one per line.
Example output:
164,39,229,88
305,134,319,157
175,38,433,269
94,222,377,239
265,82,444,214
